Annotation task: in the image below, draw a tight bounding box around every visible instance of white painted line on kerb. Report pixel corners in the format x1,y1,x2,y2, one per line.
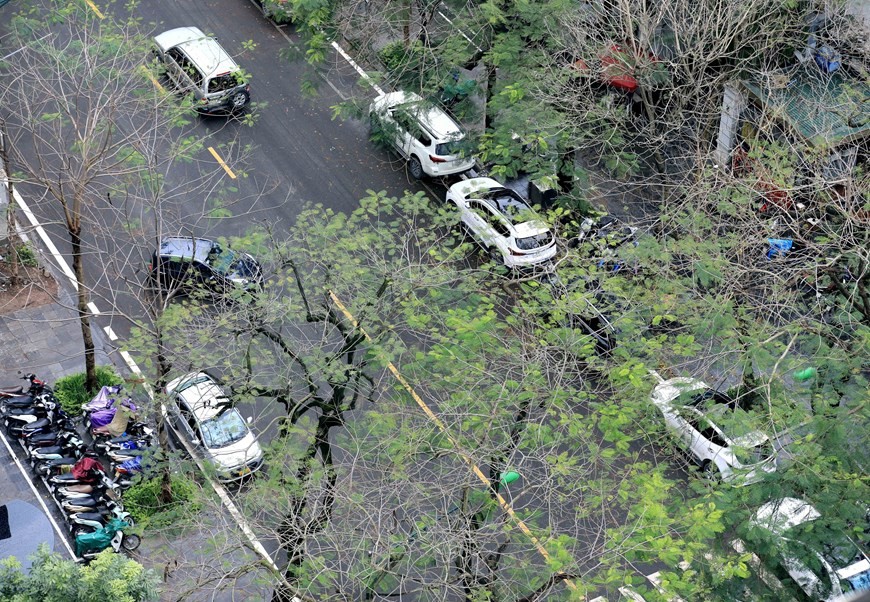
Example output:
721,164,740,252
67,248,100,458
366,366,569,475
330,41,383,96
0,429,77,559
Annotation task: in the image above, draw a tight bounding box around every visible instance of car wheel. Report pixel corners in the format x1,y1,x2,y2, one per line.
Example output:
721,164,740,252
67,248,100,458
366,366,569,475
122,533,141,552
488,246,504,266
701,461,720,482
230,89,250,111
408,156,425,180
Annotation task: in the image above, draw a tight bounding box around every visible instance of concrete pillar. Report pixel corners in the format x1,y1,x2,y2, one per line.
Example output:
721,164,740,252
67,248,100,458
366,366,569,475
713,83,748,169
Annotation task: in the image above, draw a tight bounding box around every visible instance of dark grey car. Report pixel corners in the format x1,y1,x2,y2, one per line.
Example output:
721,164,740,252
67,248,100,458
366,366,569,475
150,237,262,293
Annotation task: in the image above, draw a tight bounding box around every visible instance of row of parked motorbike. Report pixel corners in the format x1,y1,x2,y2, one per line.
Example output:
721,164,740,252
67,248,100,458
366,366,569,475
0,373,157,560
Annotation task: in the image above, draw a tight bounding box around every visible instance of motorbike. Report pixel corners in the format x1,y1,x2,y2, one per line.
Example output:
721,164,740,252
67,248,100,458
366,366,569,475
28,431,87,469
111,455,146,490
84,386,137,431
18,414,77,450
93,428,156,454
55,474,121,502
75,518,140,561
3,398,59,438
91,405,141,440
47,456,105,492
0,373,51,400
67,500,132,537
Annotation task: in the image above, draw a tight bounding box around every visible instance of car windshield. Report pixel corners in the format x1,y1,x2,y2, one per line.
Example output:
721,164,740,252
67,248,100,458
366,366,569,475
206,249,257,280
200,409,248,449
481,188,535,223
516,231,553,250
175,373,213,393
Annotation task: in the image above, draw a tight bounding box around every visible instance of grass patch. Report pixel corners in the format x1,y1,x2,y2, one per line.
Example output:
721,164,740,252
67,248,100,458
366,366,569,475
123,473,202,529
53,366,124,415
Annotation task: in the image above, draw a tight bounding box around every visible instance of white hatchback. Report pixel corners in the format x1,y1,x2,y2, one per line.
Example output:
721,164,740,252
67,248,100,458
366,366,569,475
650,376,777,484
164,372,264,481
369,91,475,179
447,177,557,268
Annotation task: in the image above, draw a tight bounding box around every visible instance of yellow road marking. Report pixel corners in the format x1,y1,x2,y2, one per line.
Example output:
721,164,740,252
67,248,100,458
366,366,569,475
140,65,164,92
84,0,104,18
328,291,577,592
208,147,237,179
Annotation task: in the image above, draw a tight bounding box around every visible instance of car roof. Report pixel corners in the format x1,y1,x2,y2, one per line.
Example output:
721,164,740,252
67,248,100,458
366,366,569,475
753,497,821,535
170,372,229,422
153,27,240,81
159,237,215,264
378,91,464,140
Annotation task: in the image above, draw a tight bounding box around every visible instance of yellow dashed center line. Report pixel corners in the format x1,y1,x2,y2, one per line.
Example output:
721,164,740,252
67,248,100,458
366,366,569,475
208,147,237,179
140,65,164,92
84,0,104,18
328,291,578,592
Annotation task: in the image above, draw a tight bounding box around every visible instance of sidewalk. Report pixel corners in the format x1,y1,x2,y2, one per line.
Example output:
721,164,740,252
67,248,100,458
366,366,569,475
0,285,112,564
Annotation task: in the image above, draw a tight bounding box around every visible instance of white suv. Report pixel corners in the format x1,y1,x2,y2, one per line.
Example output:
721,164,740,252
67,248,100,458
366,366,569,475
446,177,557,268
369,91,475,179
650,376,777,484
153,27,250,114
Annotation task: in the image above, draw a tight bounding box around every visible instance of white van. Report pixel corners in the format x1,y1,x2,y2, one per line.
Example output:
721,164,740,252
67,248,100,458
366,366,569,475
153,27,250,114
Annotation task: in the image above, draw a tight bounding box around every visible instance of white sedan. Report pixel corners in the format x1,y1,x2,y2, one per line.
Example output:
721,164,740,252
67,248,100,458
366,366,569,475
650,376,777,484
446,178,557,268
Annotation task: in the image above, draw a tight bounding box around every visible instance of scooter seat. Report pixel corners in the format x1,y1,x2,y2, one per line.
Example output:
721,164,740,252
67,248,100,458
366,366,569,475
33,445,65,456
25,431,61,445
73,512,105,522
0,386,26,395
4,406,40,417
21,417,51,431
65,497,101,507
2,395,34,408
44,457,77,466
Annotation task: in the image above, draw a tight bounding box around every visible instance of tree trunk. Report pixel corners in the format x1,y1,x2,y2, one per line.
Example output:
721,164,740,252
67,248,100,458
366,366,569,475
0,128,20,287
70,224,96,392
484,62,497,131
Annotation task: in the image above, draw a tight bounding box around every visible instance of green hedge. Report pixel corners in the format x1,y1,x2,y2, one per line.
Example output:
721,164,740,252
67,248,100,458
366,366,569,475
53,366,124,416
123,473,201,529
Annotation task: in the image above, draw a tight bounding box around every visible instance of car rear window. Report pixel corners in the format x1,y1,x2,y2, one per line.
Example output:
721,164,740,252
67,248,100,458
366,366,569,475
435,140,463,155
516,231,553,250
733,439,774,466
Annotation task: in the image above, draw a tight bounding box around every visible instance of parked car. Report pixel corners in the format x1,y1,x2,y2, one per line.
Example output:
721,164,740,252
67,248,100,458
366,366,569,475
152,27,250,114
446,177,558,269
369,91,475,179
649,376,777,484
164,372,264,481
149,236,263,294
751,497,870,601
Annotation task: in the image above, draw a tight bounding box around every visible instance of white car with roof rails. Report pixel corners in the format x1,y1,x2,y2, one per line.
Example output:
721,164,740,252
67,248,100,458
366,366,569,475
447,177,558,268
164,372,264,481
152,27,250,114
752,497,870,601
650,376,777,484
369,91,475,179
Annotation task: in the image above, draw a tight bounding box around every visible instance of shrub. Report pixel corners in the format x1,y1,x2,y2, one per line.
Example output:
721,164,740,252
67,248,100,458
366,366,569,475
53,366,123,415
15,243,38,267
262,0,292,23
378,41,426,88
123,473,202,529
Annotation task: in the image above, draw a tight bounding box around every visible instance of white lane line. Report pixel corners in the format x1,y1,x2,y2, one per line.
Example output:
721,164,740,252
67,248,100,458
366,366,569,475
646,571,686,602
118,351,141,375
436,10,483,53
104,326,119,341
0,429,77,559
9,185,78,287
330,41,383,96
87,302,100,315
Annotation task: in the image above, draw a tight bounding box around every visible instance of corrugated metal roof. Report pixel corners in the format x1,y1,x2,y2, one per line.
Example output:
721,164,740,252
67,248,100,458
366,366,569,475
743,66,870,148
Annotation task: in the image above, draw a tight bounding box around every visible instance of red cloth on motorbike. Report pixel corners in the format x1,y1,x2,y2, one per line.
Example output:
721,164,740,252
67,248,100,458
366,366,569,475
72,456,104,479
